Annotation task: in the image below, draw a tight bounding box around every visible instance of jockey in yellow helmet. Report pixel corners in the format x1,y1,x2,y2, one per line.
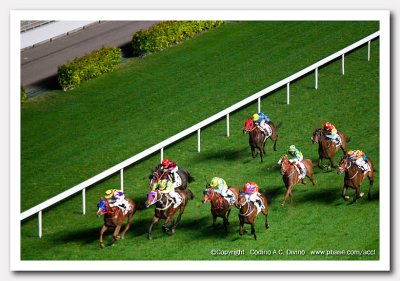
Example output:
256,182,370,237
104,189,130,215
287,145,306,179
209,177,235,205
152,179,182,208
347,149,370,173
252,112,272,136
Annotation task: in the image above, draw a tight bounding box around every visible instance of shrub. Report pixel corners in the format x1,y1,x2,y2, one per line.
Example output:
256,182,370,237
132,21,224,56
57,47,121,91
21,86,27,103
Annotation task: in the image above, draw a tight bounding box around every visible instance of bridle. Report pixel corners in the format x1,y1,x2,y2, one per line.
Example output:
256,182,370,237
237,194,256,217
338,158,359,180
203,188,225,210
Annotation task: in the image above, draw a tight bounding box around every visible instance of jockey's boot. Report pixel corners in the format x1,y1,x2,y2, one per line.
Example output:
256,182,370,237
256,199,265,209
173,195,182,208
170,173,176,183
226,194,235,205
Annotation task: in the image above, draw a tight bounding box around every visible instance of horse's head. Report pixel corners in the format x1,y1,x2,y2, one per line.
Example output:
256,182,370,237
145,190,159,208
312,128,323,144
242,118,254,134
278,155,290,175
202,186,214,204
235,192,247,208
148,173,158,187
96,199,107,218
337,156,350,175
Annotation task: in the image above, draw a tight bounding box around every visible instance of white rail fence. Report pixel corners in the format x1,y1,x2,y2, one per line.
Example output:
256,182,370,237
21,31,379,237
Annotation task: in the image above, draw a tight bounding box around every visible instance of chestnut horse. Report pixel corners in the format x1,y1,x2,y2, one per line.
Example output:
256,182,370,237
337,156,375,202
235,192,269,240
202,186,240,232
145,188,193,240
279,155,317,206
96,197,136,248
311,128,348,170
149,166,195,190
243,118,278,162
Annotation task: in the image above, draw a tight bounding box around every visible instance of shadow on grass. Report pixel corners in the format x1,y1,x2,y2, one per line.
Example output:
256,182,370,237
197,147,249,162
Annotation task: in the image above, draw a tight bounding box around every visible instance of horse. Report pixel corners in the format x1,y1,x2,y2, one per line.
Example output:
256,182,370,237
337,156,375,202
279,154,317,206
96,197,136,248
235,192,269,240
202,186,240,232
149,166,195,190
242,118,279,163
145,188,194,240
311,128,349,170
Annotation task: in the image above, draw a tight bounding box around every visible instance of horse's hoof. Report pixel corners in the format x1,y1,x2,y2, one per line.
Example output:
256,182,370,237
343,195,350,200
360,192,365,197
100,243,105,249
265,224,270,229
148,235,152,240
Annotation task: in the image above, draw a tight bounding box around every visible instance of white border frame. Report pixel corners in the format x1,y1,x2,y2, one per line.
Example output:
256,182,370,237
10,10,390,271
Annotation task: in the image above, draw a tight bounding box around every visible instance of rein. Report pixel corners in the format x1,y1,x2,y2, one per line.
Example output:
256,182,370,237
239,201,256,217
155,193,174,211
205,189,225,210
342,160,359,180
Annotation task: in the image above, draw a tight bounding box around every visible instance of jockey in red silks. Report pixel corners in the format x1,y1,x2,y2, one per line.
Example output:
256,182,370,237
156,159,179,183
323,121,342,146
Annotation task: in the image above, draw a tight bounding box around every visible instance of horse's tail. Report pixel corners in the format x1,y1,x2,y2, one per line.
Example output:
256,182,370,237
184,188,195,200
186,170,195,183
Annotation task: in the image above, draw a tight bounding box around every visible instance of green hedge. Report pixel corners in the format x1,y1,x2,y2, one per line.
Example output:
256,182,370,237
132,21,224,56
57,47,121,91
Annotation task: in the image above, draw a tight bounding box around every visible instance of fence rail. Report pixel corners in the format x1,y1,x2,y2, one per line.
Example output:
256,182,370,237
20,31,380,237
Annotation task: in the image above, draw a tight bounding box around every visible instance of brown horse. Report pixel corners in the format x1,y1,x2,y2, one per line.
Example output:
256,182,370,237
279,155,317,206
337,156,375,202
202,186,240,232
145,188,193,240
311,128,348,170
243,118,278,162
235,192,269,240
96,197,136,248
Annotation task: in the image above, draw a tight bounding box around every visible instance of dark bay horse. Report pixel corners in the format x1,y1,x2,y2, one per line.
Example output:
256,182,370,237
243,118,278,163
337,156,375,202
312,128,348,170
279,155,317,206
235,192,269,240
145,188,193,240
202,186,239,232
96,197,136,248
149,166,195,190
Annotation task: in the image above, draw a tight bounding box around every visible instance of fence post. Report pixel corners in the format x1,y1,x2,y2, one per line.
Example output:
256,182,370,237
258,97,261,113
160,147,164,163
120,168,124,192
82,188,86,215
38,210,42,238
315,68,318,89
226,113,230,137
342,54,345,75
368,40,371,61
197,129,201,152
286,82,290,104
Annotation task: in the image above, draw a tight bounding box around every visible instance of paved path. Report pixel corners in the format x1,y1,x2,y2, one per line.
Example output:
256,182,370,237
21,21,158,93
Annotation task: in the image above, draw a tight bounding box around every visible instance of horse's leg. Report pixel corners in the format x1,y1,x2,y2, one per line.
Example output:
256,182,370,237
239,219,244,236
289,189,294,205
259,148,263,163
271,130,278,151
111,224,122,246
223,215,229,232
171,205,186,234
353,185,363,202
120,213,133,240
226,209,231,225
99,225,108,248
342,186,350,200
281,186,291,206
251,222,257,240
368,172,374,200
148,216,160,240
251,146,257,158
261,207,269,228
212,213,218,228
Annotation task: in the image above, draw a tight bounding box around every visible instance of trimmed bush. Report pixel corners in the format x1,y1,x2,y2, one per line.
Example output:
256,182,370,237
21,86,27,103
57,47,121,91
132,21,224,56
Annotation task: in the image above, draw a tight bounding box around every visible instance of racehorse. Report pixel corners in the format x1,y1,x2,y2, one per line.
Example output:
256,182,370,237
145,188,194,240
96,197,136,248
337,156,375,202
279,154,317,206
242,118,279,163
311,128,349,170
149,166,195,190
202,186,240,232
235,192,269,240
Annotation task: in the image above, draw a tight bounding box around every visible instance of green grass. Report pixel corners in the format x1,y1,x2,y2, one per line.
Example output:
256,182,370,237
20,21,380,261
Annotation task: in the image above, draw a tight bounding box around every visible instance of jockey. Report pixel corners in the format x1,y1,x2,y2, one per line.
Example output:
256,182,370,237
104,189,130,215
287,145,307,179
152,179,182,208
347,150,370,173
323,122,342,146
209,177,235,205
159,159,179,183
252,112,272,136
242,182,265,209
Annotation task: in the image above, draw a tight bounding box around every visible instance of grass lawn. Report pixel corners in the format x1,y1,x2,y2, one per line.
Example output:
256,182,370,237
20,21,380,261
